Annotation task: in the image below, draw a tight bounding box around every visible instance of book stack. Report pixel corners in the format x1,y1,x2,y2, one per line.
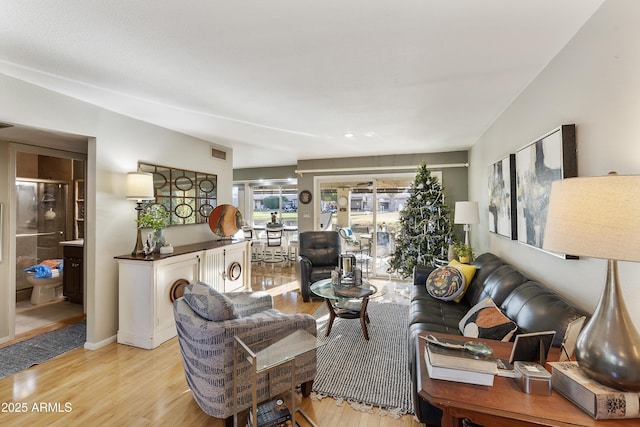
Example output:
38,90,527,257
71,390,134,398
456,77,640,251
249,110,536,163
549,361,640,420
333,284,374,299
424,339,498,386
248,399,292,427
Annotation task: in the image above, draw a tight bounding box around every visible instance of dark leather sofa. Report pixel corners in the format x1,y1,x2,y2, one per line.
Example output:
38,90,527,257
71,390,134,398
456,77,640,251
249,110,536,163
409,252,589,425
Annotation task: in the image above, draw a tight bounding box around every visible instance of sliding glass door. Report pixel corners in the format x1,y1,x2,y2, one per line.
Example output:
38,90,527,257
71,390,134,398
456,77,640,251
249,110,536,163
317,174,412,278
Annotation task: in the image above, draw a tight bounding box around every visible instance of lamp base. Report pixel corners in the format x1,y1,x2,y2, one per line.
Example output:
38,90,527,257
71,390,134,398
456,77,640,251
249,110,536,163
575,259,640,391
131,202,145,256
132,227,144,256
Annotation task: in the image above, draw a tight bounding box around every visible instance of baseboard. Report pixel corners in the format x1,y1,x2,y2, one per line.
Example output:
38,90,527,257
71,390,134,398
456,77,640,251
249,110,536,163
84,334,116,350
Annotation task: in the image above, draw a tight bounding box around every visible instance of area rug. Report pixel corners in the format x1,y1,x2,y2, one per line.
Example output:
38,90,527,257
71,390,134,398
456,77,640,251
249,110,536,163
311,301,413,417
0,320,86,380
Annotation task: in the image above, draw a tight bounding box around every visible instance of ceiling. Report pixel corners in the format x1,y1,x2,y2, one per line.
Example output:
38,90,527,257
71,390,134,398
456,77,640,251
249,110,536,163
0,1,605,168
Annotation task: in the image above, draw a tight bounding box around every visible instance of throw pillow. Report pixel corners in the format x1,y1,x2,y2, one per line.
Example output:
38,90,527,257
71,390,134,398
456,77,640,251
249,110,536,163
449,259,477,303
183,281,238,321
425,266,466,301
459,298,517,342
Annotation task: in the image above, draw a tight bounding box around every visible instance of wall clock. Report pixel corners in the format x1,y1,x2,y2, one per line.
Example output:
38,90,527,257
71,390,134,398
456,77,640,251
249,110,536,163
337,196,348,208
299,190,312,204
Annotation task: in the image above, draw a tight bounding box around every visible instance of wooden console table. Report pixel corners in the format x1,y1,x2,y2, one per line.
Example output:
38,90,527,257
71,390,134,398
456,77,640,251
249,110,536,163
417,332,637,427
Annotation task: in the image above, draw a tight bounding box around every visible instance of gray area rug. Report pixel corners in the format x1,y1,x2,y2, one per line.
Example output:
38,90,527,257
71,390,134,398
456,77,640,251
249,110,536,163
312,301,413,415
0,320,86,379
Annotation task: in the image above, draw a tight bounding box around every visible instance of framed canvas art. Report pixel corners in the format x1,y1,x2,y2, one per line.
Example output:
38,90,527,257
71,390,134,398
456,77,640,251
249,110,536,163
515,125,576,255
488,154,516,239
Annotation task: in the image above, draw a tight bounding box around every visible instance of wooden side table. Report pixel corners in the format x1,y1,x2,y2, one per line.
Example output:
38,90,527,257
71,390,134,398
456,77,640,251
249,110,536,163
417,332,637,427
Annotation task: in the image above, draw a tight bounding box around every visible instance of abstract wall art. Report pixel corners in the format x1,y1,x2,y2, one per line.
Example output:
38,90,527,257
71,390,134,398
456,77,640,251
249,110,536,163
515,125,577,255
488,154,517,240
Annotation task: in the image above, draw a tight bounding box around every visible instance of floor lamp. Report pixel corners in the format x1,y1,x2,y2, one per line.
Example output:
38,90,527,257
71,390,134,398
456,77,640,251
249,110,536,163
543,173,640,391
126,171,155,256
454,201,479,246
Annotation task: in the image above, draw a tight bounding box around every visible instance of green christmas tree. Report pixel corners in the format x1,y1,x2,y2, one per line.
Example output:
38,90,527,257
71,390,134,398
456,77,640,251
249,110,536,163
387,162,453,278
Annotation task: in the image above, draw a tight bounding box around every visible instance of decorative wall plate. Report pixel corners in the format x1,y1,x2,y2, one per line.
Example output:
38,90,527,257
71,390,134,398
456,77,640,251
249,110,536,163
208,204,243,237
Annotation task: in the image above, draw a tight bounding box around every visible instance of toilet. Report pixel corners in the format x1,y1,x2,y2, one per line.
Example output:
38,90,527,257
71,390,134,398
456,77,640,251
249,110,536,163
26,274,64,305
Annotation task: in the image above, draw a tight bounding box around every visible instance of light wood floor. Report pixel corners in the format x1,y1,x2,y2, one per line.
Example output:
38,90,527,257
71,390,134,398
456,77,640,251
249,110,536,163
0,263,422,427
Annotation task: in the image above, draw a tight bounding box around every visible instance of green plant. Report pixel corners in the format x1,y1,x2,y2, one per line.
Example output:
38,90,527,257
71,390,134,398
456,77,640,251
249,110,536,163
453,242,474,258
137,204,170,230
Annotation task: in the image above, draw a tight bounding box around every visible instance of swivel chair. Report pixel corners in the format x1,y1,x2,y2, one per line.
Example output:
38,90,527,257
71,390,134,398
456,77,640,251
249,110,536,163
298,231,354,302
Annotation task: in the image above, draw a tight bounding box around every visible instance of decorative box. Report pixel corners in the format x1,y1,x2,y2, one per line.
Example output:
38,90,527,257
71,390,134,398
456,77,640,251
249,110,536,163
514,361,552,395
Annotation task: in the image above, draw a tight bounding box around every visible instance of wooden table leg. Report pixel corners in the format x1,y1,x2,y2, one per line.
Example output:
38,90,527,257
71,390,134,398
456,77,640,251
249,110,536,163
325,298,336,337
360,297,370,340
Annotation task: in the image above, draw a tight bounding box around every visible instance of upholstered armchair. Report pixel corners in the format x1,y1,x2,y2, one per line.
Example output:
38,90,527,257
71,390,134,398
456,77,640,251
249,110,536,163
173,282,317,425
298,231,354,302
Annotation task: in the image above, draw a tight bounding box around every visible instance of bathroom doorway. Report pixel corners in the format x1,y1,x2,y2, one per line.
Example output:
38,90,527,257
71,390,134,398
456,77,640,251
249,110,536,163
14,151,86,339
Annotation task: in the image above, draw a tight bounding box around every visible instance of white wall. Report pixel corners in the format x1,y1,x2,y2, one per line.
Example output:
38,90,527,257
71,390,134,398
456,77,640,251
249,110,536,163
469,0,640,330
0,73,233,347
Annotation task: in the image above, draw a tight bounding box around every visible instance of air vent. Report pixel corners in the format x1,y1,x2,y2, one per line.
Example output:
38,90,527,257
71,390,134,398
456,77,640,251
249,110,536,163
210,145,227,160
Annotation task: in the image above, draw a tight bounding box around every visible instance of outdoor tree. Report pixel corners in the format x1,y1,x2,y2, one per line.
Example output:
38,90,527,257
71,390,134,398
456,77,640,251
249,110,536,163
387,162,453,278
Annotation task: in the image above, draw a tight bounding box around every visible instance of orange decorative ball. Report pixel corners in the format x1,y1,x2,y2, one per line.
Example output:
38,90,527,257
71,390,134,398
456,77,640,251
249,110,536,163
208,204,243,237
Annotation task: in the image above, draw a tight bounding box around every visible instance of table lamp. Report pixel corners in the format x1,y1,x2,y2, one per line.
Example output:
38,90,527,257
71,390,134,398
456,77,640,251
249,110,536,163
126,171,155,255
543,173,640,391
454,201,479,245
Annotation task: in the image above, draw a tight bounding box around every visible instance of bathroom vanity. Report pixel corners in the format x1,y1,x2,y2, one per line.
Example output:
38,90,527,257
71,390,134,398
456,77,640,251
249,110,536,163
114,239,250,349
60,239,84,304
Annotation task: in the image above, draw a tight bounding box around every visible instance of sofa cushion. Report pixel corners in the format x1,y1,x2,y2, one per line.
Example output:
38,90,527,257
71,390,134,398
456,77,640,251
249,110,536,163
183,281,238,321
459,298,517,341
426,266,466,301
501,281,589,347
465,264,528,307
448,259,477,302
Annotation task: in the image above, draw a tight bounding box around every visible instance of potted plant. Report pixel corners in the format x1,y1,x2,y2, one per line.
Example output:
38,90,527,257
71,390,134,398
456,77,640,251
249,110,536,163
453,242,474,264
137,204,170,251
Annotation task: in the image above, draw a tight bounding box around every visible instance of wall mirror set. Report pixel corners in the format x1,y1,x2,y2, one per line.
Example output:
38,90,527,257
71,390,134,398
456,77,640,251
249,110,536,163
138,162,217,226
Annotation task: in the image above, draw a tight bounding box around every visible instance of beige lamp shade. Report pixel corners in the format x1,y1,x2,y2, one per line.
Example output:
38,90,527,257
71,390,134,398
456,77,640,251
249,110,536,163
543,174,640,262
126,172,155,201
454,201,479,225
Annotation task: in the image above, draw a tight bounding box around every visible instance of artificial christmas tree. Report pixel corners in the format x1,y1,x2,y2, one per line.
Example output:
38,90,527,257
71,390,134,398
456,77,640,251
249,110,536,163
387,162,453,278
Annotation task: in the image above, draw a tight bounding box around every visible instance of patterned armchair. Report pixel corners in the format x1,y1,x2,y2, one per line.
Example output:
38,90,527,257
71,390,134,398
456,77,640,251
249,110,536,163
173,282,317,424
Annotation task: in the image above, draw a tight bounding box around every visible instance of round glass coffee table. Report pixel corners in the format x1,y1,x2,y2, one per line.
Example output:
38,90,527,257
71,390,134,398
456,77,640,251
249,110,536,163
310,278,377,340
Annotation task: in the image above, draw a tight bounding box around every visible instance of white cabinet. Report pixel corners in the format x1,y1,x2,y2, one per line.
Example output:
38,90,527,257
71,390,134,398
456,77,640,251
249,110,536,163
201,242,250,293
116,240,250,349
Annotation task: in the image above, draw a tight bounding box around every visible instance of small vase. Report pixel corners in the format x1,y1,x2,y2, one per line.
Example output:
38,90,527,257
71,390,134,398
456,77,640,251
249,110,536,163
152,229,166,252
447,244,456,261
458,255,470,264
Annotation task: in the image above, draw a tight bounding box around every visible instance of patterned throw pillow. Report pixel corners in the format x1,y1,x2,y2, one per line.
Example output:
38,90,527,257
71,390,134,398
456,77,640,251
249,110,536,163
183,281,238,321
448,259,477,303
459,298,517,342
426,266,466,301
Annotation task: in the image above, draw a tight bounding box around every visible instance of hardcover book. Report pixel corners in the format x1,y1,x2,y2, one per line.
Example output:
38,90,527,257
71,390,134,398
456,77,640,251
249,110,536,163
248,398,292,427
424,346,495,386
549,361,640,419
332,284,374,299
424,339,498,375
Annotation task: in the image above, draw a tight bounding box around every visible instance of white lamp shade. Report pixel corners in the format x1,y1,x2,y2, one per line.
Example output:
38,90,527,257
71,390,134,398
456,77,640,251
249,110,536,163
543,175,640,262
454,201,479,225
126,172,155,201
